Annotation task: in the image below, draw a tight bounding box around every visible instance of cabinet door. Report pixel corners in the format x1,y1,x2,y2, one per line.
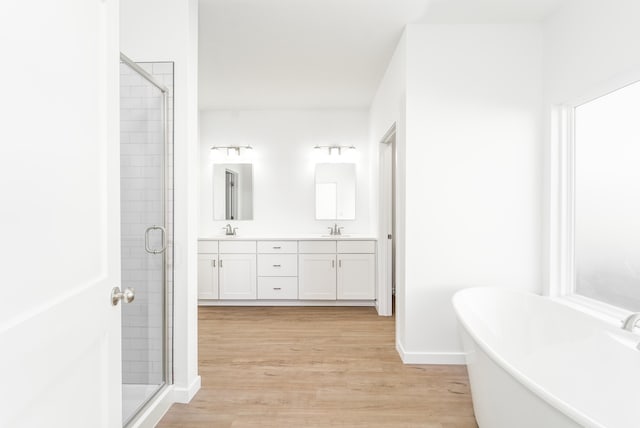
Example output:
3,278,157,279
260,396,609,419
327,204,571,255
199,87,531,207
219,254,257,299
337,253,375,300
298,254,336,300
198,254,219,299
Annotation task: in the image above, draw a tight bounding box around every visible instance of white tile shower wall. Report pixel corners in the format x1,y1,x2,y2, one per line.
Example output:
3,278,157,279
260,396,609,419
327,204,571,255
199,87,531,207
120,62,174,386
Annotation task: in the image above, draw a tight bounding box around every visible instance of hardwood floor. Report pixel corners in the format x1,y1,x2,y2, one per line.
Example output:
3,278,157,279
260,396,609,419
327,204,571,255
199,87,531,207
158,306,477,428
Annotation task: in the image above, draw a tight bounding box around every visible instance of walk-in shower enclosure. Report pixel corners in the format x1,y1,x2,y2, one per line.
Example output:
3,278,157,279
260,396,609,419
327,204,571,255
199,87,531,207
119,54,174,426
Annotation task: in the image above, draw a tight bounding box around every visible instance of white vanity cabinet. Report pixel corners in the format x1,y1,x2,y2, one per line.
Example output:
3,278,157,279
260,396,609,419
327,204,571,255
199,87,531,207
298,240,376,300
219,241,257,300
219,254,257,299
198,254,219,299
197,241,219,299
198,238,375,305
257,241,298,300
336,240,376,300
298,253,337,299
298,241,337,300
337,254,376,299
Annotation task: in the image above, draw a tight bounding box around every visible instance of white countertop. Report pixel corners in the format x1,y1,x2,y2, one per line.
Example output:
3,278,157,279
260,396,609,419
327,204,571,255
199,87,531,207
198,234,377,241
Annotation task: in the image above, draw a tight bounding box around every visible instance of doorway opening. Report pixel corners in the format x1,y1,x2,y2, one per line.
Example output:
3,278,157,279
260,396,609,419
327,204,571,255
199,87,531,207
225,169,238,219
378,124,396,316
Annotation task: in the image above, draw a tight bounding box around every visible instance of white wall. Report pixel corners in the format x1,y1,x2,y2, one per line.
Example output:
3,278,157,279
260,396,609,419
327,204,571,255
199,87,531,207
369,32,407,330
372,24,544,363
369,31,406,147
199,109,372,237
543,0,640,294
120,0,200,402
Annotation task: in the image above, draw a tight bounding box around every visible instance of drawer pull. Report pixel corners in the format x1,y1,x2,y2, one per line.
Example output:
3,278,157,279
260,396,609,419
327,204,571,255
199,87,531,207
273,287,282,290
211,260,216,268
272,246,281,249
273,264,281,267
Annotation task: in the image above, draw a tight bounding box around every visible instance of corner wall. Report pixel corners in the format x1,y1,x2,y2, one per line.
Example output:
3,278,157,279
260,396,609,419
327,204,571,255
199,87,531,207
404,24,544,361
371,24,544,363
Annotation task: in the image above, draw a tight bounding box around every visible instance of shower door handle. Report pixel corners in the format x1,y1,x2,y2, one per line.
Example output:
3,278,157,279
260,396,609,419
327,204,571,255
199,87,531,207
145,225,167,254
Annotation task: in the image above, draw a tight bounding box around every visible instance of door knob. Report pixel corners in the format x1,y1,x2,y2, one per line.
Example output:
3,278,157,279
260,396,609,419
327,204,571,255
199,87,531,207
111,287,135,306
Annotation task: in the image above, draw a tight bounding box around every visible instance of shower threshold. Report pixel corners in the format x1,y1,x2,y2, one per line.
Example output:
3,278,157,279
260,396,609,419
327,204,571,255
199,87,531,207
123,383,164,426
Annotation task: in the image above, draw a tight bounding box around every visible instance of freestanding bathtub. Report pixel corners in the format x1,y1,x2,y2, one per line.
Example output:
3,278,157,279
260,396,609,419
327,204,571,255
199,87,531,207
452,287,640,428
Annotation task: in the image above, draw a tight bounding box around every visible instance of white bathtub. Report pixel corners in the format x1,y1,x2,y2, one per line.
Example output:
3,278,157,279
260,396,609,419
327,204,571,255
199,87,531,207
452,287,640,428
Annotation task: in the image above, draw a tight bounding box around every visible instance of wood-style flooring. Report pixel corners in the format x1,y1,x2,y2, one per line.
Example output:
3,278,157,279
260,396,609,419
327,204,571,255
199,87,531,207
158,306,477,428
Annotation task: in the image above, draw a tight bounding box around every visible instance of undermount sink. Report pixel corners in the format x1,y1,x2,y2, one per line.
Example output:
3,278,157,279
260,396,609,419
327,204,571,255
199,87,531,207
320,234,350,238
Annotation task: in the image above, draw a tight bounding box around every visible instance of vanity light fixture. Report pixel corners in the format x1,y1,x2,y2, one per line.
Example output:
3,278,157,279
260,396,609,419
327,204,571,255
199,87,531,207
313,145,356,156
210,145,253,156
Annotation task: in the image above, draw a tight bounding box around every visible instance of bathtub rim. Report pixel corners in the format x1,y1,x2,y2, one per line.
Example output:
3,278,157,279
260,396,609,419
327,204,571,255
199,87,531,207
452,287,607,428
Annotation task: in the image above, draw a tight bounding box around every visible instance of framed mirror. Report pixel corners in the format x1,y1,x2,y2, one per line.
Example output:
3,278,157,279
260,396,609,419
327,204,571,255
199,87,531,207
315,163,356,220
213,163,253,220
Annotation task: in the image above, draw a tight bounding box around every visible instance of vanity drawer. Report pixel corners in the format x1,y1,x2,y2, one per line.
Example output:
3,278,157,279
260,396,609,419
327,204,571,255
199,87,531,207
257,241,298,254
258,254,298,276
219,240,257,254
337,240,375,254
198,240,218,253
298,240,336,254
257,277,298,300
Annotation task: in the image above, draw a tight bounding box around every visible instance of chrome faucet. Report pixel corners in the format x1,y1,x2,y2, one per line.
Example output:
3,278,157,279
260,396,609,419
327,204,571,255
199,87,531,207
223,224,238,236
327,223,343,236
622,313,640,332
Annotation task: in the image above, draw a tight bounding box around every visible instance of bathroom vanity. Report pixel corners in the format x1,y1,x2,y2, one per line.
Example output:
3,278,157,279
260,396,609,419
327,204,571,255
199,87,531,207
197,236,376,306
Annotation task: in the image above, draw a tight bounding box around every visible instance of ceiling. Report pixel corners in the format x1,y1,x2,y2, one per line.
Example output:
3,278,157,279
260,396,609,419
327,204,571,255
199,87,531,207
198,0,567,110
198,0,429,110
423,0,567,23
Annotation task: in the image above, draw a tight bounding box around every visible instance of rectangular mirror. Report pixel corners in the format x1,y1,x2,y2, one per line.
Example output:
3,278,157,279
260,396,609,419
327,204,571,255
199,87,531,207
315,163,356,220
213,163,253,220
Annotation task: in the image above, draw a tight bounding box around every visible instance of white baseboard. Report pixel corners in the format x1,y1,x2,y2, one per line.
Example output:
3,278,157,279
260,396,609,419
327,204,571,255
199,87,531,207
199,300,375,307
396,340,466,365
375,299,393,316
128,385,174,428
173,375,202,404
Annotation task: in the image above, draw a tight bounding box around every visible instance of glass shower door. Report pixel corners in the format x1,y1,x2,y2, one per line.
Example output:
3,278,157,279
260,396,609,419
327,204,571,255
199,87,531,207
119,55,170,426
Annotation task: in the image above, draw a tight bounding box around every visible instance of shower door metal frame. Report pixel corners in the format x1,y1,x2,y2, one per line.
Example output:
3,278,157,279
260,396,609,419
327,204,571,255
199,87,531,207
119,53,173,425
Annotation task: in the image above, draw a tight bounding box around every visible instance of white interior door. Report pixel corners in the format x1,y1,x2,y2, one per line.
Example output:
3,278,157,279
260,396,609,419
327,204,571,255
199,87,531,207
0,1,121,427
